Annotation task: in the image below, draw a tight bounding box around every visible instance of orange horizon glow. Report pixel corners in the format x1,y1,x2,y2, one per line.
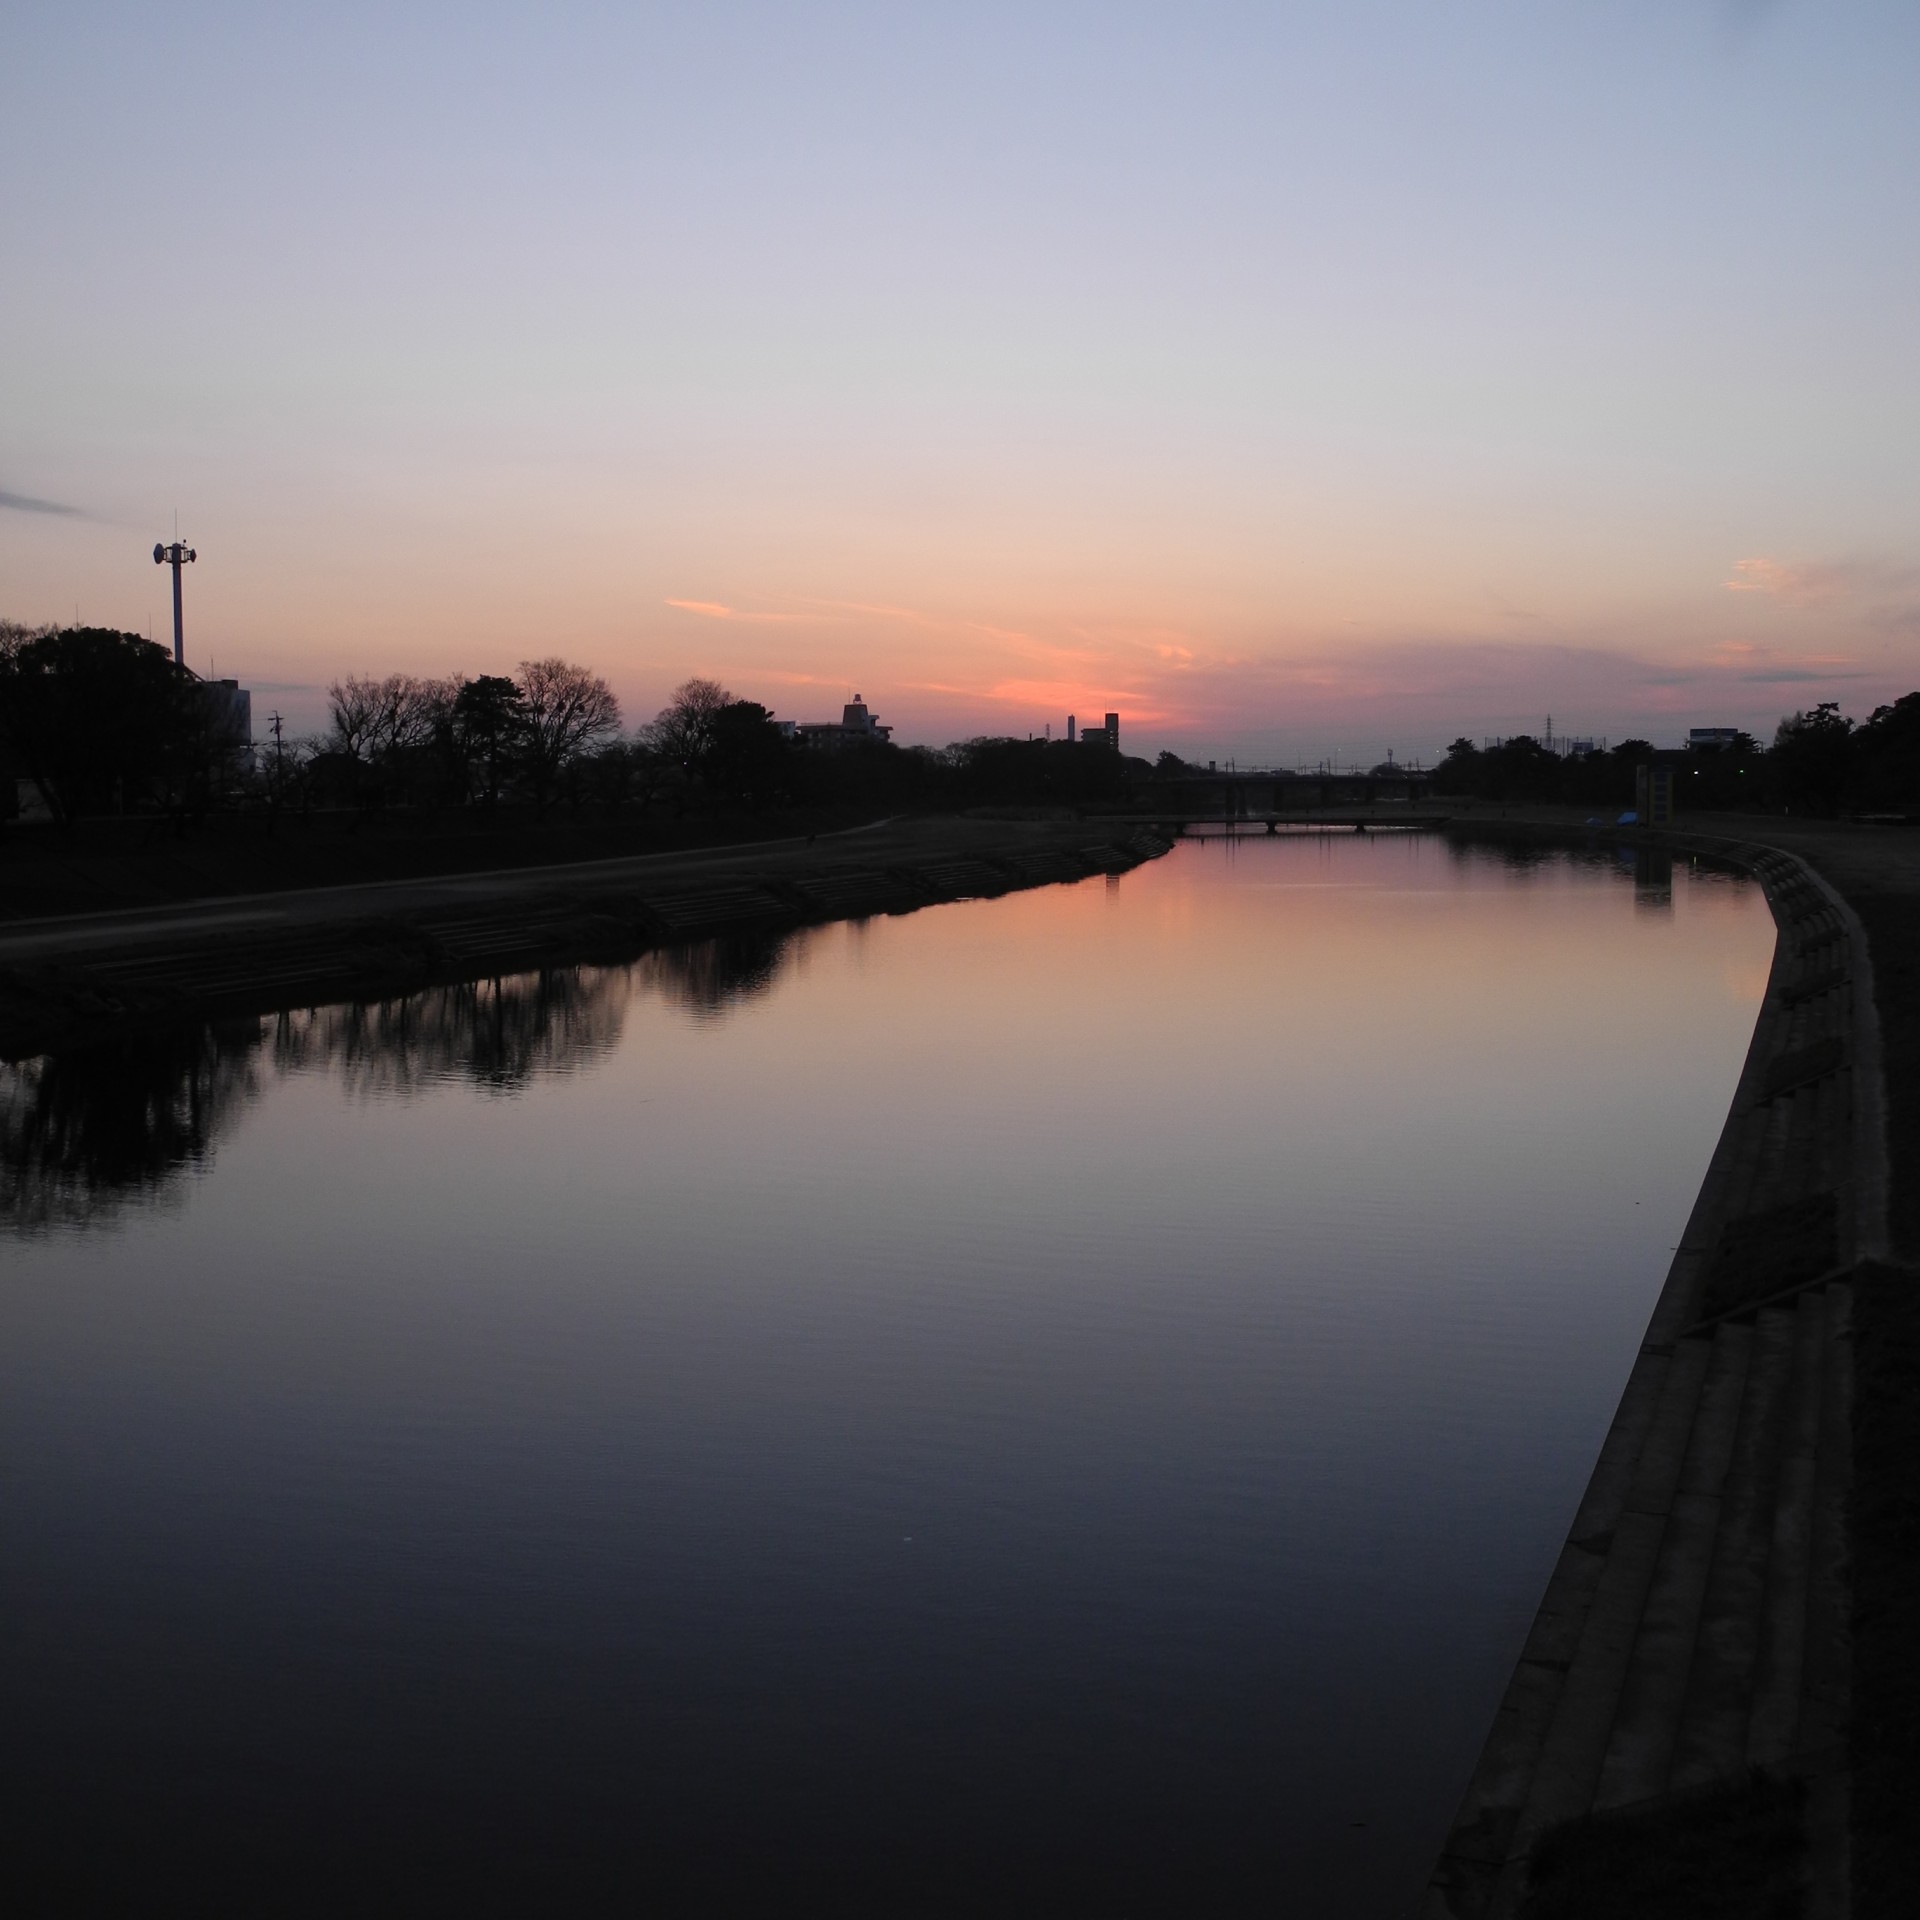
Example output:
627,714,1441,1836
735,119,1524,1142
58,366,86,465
4,510,1903,758
4,7,1915,759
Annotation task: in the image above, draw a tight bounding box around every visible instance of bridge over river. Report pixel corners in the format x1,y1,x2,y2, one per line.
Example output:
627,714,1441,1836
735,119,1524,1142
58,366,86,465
1101,765,1444,834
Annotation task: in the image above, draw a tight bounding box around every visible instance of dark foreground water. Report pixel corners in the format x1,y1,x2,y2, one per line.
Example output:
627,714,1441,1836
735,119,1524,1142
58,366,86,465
1,835,1774,1914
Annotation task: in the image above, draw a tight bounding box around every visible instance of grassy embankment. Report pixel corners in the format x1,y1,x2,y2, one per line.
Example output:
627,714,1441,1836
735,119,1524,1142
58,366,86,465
0,811,1176,1059
0,803,884,921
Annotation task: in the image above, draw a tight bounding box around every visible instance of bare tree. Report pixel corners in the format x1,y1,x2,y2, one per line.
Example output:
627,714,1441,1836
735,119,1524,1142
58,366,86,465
325,675,387,764
648,676,733,774
328,674,458,761
517,658,621,814
326,673,461,804
624,732,677,813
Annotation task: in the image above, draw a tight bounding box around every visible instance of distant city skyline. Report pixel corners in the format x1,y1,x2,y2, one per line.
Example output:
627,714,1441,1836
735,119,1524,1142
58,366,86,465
4,1,1916,761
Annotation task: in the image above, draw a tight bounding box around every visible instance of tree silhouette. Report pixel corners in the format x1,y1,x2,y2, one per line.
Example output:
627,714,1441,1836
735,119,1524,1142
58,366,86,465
452,674,529,808
1772,702,1855,814
708,700,792,806
647,677,733,776
518,658,621,815
0,626,201,824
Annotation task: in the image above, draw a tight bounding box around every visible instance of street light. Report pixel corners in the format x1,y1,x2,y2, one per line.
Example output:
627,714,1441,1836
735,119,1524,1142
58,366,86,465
152,538,196,667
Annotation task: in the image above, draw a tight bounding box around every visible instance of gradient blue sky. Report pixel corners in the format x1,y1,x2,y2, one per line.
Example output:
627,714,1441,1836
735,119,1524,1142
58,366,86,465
4,1,1917,758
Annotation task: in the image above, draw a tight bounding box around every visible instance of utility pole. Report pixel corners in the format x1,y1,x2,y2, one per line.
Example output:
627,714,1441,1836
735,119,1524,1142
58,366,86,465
152,537,197,667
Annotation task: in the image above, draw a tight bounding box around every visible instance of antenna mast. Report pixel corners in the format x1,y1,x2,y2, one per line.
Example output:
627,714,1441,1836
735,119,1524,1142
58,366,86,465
152,535,197,667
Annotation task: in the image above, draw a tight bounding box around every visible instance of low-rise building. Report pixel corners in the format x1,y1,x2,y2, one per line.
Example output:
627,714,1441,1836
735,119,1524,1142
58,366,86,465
797,696,893,748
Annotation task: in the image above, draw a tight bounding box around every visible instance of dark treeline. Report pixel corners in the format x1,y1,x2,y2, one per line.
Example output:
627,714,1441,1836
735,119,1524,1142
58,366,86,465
0,623,254,826
1434,697,1920,816
306,668,1154,817
9,622,1916,827
0,627,1154,827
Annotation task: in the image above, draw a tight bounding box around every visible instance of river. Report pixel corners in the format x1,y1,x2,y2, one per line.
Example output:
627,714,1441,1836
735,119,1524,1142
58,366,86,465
0,832,1775,1913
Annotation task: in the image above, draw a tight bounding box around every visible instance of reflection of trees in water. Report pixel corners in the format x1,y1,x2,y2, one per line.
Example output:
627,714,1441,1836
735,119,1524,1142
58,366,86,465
634,931,798,1018
272,966,635,1098
1445,835,1753,908
0,1021,266,1231
1445,838,1569,879
4,934,800,1230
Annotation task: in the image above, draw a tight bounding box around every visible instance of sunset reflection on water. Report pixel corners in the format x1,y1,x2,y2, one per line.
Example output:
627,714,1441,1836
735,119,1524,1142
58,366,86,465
0,834,1774,1913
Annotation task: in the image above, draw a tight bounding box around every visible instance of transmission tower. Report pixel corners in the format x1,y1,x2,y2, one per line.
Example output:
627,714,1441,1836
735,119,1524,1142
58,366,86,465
152,537,197,666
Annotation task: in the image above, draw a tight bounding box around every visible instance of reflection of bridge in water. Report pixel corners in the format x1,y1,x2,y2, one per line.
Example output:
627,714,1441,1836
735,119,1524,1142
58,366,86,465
1161,813,1451,836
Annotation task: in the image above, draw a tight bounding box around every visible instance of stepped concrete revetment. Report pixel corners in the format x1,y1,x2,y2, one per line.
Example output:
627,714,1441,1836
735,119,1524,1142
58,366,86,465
1427,833,1890,1919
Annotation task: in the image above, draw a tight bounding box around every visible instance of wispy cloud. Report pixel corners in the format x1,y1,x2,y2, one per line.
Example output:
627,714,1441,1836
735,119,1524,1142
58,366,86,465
0,488,84,518
1700,640,1863,682
1719,551,1920,648
1074,632,1890,752
754,668,844,688
798,597,1044,651
982,678,1180,726
1732,666,1867,684
664,598,812,624
1722,556,1850,606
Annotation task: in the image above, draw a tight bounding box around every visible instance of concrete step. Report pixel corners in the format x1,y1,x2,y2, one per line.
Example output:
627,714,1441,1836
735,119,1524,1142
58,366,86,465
1003,851,1093,885
1511,1336,1714,1845
1427,842,1866,1918
1592,1323,1752,1807
792,873,926,916
90,944,290,980
1735,1100,1793,1220
1429,1342,1689,1901
103,962,350,1001
643,886,784,932
1747,1287,1827,1768
915,860,1011,899
1815,1069,1848,1199
1669,1304,1797,1789
1800,1283,1852,1763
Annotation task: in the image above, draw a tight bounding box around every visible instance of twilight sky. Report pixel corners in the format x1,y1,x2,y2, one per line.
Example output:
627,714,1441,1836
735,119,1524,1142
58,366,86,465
4,1,1917,760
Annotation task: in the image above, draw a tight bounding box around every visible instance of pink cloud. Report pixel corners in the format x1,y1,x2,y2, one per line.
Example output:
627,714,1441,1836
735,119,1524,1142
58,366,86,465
637,578,1911,758
1722,557,1848,606
664,599,812,624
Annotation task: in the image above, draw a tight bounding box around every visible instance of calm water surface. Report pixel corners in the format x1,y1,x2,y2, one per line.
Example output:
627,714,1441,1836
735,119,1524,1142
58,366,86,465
1,835,1774,1913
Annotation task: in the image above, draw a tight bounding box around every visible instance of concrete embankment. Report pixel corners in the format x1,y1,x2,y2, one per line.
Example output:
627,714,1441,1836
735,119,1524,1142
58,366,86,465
1429,816,1909,1920
0,815,1174,1060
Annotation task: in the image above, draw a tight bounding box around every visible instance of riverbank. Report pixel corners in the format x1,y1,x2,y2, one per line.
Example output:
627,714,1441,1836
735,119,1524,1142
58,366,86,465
0,814,1174,1060
0,804,888,921
1429,806,1919,1920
